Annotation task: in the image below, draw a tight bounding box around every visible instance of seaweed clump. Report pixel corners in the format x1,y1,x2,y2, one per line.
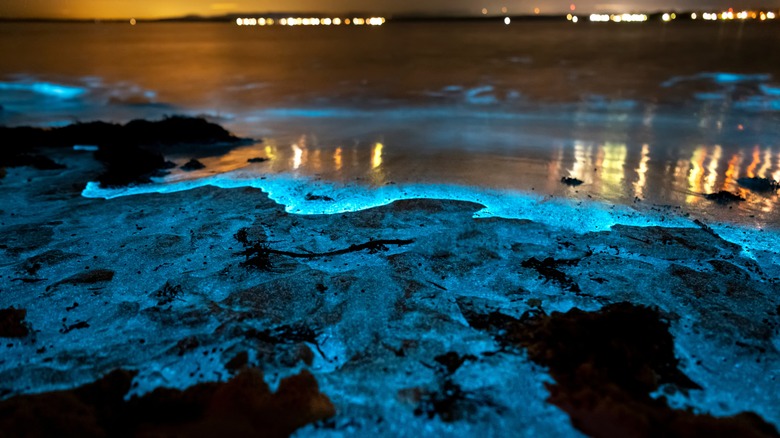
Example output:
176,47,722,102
560,177,584,187
705,191,745,204
460,301,779,437
737,177,780,193
0,307,30,338
0,368,334,437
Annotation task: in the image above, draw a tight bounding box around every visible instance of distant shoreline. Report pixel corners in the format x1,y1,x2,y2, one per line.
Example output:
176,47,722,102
2,11,777,24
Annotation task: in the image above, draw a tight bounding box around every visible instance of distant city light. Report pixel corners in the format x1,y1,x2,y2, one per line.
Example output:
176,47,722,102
481,8,488,15
534,7,541,14
235,16,385,27
662,13,671,21
504,16,511,25
129,18,136,25
570,4,576,11
691,12,697,19
571,15,578,23
501,7,508,13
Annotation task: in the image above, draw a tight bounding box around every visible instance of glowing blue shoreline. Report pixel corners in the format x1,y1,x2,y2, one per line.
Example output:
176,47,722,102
82,171,691,230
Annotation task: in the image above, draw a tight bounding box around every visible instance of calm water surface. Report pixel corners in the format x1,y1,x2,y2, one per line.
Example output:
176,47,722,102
1,21,779,225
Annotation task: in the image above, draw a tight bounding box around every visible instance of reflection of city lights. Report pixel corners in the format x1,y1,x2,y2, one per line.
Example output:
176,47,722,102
372,143,383,169
334,147,342,171
292,144,303,170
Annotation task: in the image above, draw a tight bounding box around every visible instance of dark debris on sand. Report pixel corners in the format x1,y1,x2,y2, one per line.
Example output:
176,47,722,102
0,368,334,438
459,301,779,438
705,191,745,204
247,157,269,163
738,177,780,193
0,116,248,187
560,177,584,187
0,307,30,338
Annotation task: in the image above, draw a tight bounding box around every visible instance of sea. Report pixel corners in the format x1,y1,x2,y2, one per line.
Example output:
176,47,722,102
1,20,780,228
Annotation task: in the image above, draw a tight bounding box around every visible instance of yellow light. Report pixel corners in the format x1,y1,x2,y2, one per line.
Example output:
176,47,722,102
534,7,540,14
372,143,383,169
258,18,266,26
691,12,697,19
267,18,274,25
129,18,136,25
302,18,311,25
481,8,488,15
760,12,767,20
333,17,341,25
279,18,287,25
322,18,332,25
566,13,572,20
501,6,508,13
670,12,676,19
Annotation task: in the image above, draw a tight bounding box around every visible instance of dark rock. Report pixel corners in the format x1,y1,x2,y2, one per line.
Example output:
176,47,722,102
46,269,115,291
0,116,247,187
705,191,745,204
247,157,269,163
225,351,249,372
180,159,205,171
460,301,779,438
0,307,29,338
737,177,779,193
0,368,334,437
560,177,584,187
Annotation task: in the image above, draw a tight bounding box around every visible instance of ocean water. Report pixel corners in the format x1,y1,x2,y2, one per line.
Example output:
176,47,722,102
2,21,780,226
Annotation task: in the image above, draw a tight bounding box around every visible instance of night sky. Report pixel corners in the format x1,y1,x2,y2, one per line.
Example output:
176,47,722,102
0,0,777,19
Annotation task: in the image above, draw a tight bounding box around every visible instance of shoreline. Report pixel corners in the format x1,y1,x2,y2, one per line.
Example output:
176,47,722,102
1,120,779,434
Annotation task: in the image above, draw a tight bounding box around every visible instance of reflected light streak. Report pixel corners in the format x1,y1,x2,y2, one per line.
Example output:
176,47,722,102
634,143,650,199
757,148,772,178
704,145,721,194
292,144,303,170
600,143,627,192
372,142,383,169
724,153,742,191
570,140,592,182
687,146,706,202
746,146,761,177
264,145,276,160
334,147,343,171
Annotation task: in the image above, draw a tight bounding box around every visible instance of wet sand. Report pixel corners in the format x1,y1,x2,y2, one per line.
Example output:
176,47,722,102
1,140,779,436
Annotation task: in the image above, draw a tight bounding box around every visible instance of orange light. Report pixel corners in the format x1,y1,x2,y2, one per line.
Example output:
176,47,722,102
534,7,540,14
570,4,576,11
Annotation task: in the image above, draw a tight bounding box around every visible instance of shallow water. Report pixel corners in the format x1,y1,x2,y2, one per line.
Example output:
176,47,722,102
1,21,779,226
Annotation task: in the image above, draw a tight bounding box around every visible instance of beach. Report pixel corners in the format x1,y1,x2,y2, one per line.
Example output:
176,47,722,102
1,20,780,436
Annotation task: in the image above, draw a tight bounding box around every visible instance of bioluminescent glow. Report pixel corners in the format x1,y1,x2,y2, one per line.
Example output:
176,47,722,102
0,81,86,99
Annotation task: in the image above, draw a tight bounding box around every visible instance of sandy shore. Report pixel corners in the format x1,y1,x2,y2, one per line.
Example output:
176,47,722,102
0,123,779,436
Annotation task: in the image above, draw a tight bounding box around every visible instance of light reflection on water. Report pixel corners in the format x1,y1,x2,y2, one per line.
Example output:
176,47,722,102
164,130,780,226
